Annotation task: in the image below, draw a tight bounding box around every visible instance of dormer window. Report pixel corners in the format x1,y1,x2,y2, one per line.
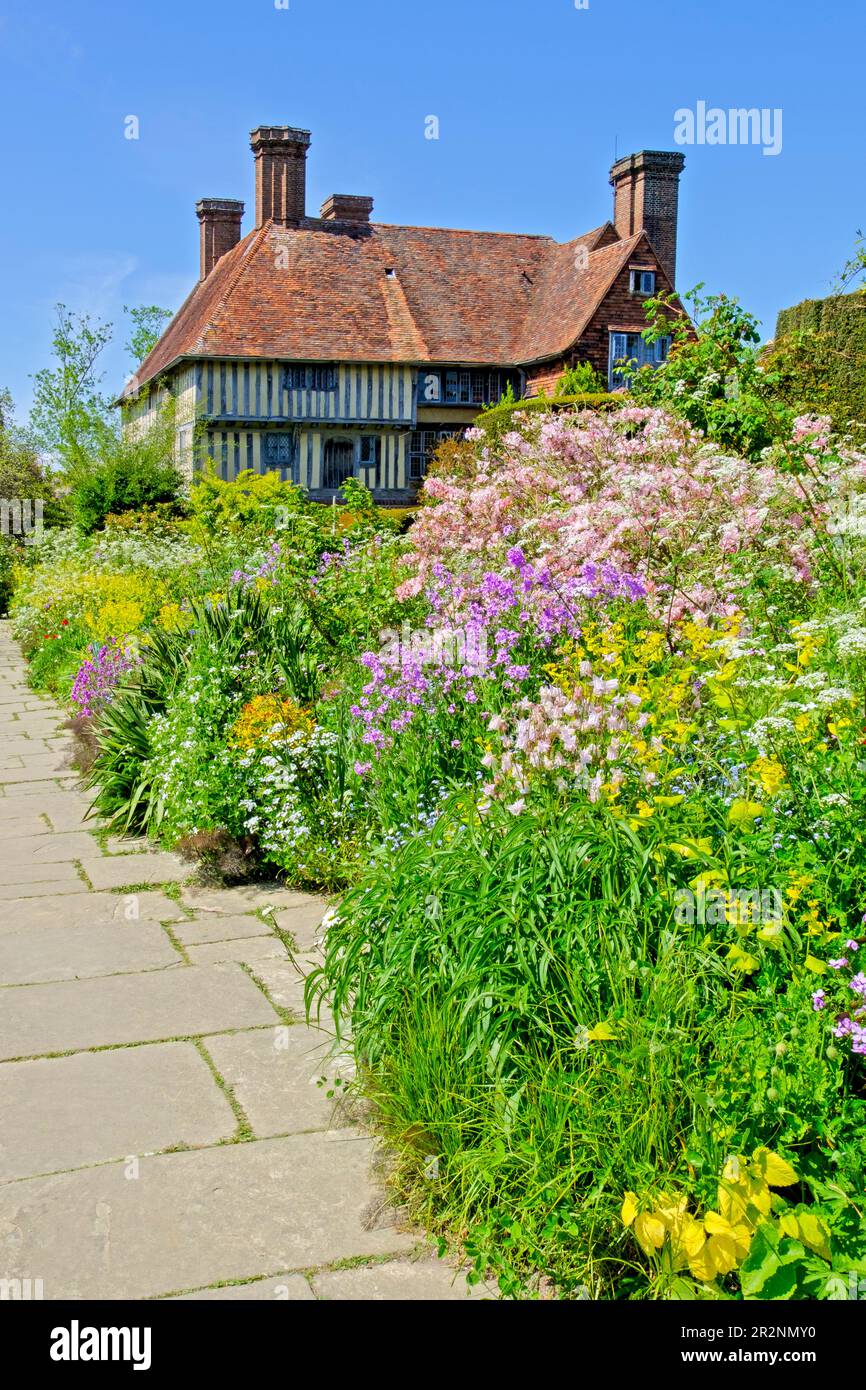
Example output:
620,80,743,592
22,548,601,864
385,267,397,279
630,269,656,296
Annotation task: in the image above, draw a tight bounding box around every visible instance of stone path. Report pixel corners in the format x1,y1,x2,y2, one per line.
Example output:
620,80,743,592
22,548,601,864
0,622,490,1300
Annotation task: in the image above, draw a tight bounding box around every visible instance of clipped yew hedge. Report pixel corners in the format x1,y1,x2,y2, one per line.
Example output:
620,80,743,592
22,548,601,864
773,293,866,433
478,391,622,440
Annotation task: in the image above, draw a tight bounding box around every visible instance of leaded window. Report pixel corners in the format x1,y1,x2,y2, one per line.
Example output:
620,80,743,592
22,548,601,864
263,432,293,468
608,332,671,388
285,365,338,392
409,428,463,481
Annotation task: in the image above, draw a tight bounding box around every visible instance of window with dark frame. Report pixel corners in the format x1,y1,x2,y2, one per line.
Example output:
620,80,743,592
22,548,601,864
629,269,656,296
263,432,293,469
358,435,382,487
409,428,463,481
284,365,338,392
419,369,505,407
608,332,671,388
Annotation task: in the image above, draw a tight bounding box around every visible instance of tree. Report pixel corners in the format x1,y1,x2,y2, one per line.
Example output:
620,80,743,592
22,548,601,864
124,304,173,366
832,230,866,296
29,304,115,475
627,287,790,459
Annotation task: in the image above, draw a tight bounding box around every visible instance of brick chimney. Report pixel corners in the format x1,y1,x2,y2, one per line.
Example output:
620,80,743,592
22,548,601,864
196,198,244,280
320,194,374,224
609,150,685,285
250,126,311,227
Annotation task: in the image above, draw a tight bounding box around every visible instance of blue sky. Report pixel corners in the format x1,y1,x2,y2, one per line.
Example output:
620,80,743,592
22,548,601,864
0,0,861,418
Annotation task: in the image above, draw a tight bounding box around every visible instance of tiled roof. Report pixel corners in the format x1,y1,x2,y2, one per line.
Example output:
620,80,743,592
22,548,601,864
124,217,659,397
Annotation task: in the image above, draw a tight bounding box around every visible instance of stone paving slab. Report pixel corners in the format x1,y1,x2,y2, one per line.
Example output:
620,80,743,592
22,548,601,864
42,807,93,834
273,900,330,953
0,831,98,863
242,958,311,1021
182,885,318,915
0,890,186,932
0,812,55,838
104,835,152,855
0,1134,416,1299
312,1259,493,1301
0,963,278,1059
0,859,83,888
0,792,90,830
0,1043,236,1181
205,1027,337,1136
173,914,273,947
0,739,55,757
0,878,90,901
185,936,288,970
0,757,68,783
82,852,189,890
0,919,181,986
1,776,79,797
170,1274,314,1301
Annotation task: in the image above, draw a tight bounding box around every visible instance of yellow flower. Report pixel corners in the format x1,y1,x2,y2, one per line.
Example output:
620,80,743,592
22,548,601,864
230,694,314,750
157,602,193,633
750,757,786,798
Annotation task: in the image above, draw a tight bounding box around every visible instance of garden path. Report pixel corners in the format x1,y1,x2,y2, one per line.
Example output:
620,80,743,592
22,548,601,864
0,621,488,1301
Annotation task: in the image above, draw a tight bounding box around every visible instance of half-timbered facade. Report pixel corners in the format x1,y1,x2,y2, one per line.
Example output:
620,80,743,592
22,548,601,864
121,128,687,502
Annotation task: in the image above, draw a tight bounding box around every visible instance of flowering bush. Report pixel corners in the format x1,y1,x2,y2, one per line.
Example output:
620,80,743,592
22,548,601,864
11,397,866,1299
70,640,140,717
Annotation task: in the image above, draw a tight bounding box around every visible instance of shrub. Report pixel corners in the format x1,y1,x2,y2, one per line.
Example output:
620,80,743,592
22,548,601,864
768,292,866,440
71,442,182,533
627,287,791,458
477,391,620,445
555,360,607,395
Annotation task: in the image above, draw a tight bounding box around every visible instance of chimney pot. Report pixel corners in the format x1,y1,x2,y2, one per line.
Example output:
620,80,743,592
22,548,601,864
320,194,374,224
196,198,244,279
250,125,311,227
609,150,685,285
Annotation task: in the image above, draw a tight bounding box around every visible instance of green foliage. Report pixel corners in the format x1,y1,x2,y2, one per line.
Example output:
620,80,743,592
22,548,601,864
0,390,67,611
124,304,173,367
189,467,303,537
478,391,620,445
28,304,115,473
832,229,866,295
628,287,791,458
556,361,606,395
769,292,866,438
70,404,182,533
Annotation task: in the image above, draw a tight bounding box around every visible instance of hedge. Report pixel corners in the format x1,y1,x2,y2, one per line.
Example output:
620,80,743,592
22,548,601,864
774,292,866,432
478,391,623,435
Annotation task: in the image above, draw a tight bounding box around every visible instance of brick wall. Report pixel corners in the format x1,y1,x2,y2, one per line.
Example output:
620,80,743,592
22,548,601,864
522,244,685,394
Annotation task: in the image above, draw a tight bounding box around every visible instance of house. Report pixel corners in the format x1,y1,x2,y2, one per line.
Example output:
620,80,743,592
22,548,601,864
121,127,687,502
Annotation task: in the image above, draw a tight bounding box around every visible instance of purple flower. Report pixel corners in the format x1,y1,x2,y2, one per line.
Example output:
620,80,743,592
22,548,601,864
812,990,827,1011
828,958,849,971
850,972,866,997
71,642,139,718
